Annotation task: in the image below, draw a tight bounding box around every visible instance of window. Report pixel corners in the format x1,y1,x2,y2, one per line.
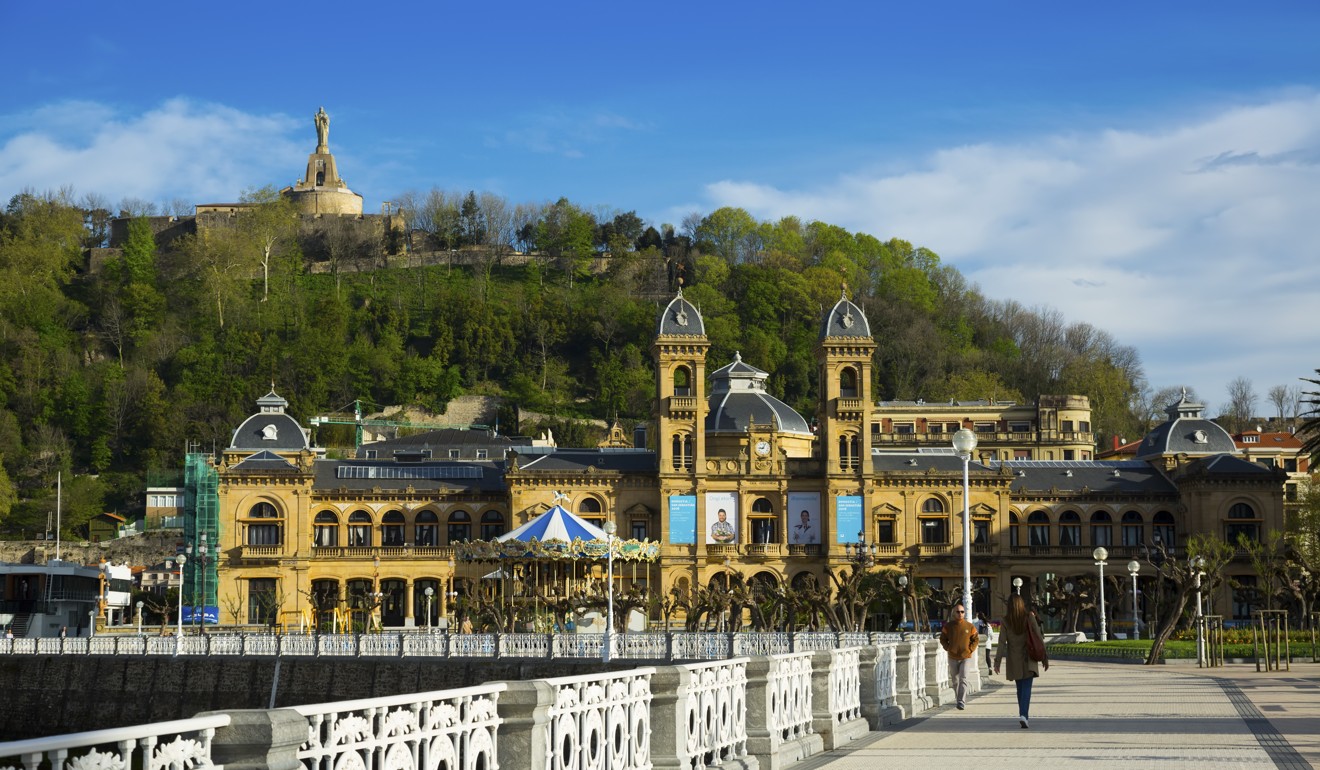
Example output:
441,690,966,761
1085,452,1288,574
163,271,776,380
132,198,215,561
347,511,373,546
1009,512,1020,547
1232,575,1257,620
480,510,505,540
922,498,945,514
1225,503,1260,544
1059,511,1081,547
1063,450,1076,461
313,512,339,547
840,367,858,399
447,510,472,543
672,433,694,471
1121,511,1144,546
414,511,439,546
1151,511,1175,548
895,422,915,435
1014,449,1032,460
1090,511,1113,547
876,519,896,543
1028,511,1050,547
476,449,489,460
1284,459,1298,473
247,578,278,625
1009,422,1031,433
974,422,995,433
1242,434,1259,444
920,516,947,544
839,433,860,470
448,449,461,459
928,423,944,434
631,520,648,540
578,498,605,528
673,366,692,397
1061,420,1074,432
1079,421,1090,432
245,502,282,546
1286,484,1298,502
750,497,776,544
973,520,989,544
382,510,406,546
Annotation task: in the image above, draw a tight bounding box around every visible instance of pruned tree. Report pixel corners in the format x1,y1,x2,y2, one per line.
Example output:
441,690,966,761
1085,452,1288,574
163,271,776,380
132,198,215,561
1142,533,1235,664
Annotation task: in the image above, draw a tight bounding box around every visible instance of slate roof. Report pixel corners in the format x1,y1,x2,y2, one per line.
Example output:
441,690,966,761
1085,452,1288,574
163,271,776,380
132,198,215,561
819,295,872,340
514,448,658,474
230,450,301,473
311,460,507,494
705,353,812,435
1001,460,1177,496
357,428,526,459
1136,394,1238,460
229,390,311,452
656,291,705,337
870,450,990,475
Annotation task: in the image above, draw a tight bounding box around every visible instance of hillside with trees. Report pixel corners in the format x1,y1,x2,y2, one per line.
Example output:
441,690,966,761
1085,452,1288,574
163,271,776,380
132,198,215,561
0,185,1195,538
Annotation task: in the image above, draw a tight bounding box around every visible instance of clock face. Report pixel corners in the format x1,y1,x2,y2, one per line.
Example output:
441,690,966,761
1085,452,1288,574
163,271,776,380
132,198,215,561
755,440,771,456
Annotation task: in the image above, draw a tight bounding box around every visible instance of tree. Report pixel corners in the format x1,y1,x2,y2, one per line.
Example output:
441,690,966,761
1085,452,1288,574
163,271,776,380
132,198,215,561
1299,370,1320,463
1142,533,1235,664
695,207,758,264
0,461,16,526
1223,376,1258,433
238,187,301,302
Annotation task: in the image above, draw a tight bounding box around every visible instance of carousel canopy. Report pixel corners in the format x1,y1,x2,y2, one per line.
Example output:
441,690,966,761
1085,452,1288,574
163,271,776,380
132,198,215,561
497,504,608,543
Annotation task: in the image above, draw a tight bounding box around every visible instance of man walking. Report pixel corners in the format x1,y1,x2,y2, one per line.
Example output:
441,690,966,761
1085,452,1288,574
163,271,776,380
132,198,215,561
939,603,979,710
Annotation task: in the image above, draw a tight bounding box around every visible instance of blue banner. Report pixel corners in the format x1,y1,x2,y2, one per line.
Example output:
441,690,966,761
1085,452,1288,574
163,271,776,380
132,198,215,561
181,606,220,624
669,495,696,544
836,496,863,544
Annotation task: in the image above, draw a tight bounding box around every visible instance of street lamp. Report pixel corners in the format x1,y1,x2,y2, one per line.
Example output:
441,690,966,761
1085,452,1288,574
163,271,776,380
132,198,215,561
136,600,144,635
1193,555,1206,666
424,587,434,632
174,552,187,652
602,520,617,662
952,428,978,622
1012,577,1023,595
1093,547,1108,641
197,534,208,628
445,557,456,628
1127,560,1141,640
898,574,909,628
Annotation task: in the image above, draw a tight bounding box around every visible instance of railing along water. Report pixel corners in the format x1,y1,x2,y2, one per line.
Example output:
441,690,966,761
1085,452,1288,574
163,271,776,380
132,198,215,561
541,667,654,770
0,713,230,769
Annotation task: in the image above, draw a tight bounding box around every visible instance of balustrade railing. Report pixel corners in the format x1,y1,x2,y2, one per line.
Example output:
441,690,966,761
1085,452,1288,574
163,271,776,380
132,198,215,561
0,713,229,769
542,668,655,770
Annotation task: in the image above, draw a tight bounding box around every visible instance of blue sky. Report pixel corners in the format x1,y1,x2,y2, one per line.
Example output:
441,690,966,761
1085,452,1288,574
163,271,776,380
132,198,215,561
3,1,1320,419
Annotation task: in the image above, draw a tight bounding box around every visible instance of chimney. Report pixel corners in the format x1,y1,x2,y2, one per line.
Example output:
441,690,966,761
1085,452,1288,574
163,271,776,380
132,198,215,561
1113,435,1121,450
633,424,648,449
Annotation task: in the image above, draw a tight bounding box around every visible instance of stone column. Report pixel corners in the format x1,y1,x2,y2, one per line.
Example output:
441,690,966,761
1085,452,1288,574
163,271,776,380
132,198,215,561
496,680,554,770
203,710,306,770
925,643,956,707
745,655,824,770
809,649,870,750
858,644,904,728
892,640,932,718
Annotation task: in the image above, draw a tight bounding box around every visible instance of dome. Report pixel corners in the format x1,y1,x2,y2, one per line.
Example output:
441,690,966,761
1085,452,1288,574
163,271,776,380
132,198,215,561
657,291,705,337
1136,392,1238,460
705,353,812,435
820,294,871,340
229,390,311,452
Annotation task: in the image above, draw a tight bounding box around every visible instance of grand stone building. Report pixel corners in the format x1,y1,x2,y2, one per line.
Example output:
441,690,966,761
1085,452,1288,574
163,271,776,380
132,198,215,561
204,291,1286,630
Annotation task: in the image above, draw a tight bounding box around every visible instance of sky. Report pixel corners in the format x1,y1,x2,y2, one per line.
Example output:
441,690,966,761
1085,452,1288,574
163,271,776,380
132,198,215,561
3,2,1319,418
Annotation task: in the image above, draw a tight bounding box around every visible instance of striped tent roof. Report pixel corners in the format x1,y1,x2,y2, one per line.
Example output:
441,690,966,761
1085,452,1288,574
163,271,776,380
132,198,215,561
497,504,608,544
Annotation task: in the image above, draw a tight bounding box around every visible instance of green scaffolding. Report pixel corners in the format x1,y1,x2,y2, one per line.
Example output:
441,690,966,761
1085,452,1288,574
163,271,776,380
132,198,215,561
184,453,220,623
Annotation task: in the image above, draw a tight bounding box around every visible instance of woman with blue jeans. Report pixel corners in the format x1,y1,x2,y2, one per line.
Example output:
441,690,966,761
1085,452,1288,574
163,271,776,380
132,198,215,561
993,594,1049,728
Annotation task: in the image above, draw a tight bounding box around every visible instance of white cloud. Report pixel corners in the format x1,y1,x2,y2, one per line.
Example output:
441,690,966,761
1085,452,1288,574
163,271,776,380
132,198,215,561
704,94,1320,408
0,98,300,208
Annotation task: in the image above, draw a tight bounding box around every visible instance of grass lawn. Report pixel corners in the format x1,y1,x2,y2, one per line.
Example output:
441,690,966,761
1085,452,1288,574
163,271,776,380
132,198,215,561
1049,637,1319,661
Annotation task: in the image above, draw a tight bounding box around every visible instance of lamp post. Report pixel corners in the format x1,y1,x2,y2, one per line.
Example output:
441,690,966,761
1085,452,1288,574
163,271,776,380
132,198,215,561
136,600,144,635
372,554,382,631
898,574,909,629
446,557,456,629
197,534,208,628
424,587,434,632
174,552,187,653
1194,555,1206,667
1127,560,1141,639
99,560,110,626
846,532,876,631
603,520,616,663
1093,547,1108,641
1013,577,1023,595
952,428,978,622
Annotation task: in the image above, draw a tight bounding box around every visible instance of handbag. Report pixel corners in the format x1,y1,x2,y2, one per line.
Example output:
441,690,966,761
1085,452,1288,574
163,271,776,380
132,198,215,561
1025,619,1047,663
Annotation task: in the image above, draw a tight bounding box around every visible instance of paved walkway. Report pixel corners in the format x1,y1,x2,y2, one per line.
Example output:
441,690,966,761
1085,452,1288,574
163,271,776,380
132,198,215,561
807,661,1320,769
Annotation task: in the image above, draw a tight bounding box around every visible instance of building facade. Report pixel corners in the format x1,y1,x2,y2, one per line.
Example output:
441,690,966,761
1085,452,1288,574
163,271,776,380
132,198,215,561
204,291,1287,631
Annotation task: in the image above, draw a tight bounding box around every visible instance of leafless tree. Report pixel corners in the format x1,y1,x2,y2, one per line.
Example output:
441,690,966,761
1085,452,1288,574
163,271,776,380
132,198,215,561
1223,376,1258,433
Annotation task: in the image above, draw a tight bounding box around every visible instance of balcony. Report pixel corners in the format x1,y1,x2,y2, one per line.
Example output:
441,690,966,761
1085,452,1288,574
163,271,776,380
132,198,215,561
836,398,866,416
917,543,951,557
706,544,739,560
786,544,820,557
668,396,699,414
241,545,283,559
309,545,457,560
743,543,782,558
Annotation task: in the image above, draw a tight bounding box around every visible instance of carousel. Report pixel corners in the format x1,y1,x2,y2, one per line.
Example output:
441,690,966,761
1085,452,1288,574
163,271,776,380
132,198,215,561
453,503,661,633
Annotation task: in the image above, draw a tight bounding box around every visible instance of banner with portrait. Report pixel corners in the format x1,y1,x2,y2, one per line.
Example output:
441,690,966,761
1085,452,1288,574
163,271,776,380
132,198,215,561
787,492,821,545
704,491,739,545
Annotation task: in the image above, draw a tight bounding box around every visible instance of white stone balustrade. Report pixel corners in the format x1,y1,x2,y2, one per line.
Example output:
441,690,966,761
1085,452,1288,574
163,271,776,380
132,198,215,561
0,713,230,770
809,648,869,750
745,652,822,770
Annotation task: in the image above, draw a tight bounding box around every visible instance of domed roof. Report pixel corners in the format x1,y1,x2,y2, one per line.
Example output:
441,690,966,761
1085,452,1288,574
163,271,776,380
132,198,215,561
705,353,812,435
229,390,311,452
820,291,871,340
1136,392,1238,460
657,290,705,337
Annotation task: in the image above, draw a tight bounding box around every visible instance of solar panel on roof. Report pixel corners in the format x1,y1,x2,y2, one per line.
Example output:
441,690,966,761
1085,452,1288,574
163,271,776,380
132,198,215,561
336,465,484,480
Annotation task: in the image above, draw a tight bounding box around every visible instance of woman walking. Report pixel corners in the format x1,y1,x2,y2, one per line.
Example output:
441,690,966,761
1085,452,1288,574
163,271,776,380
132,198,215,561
993,594,1048,728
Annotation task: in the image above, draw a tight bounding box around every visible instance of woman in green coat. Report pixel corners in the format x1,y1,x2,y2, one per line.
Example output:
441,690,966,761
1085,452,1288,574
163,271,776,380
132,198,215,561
993,594,1049,728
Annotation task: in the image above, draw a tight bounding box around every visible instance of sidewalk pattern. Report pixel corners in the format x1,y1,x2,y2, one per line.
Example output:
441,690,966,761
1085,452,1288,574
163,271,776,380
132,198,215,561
803,662,1318,770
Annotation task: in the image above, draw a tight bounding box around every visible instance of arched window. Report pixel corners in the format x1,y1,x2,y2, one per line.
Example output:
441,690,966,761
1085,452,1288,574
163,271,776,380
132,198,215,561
840,367,858,399
1090,511,1113,547
1225,503,1260,544
839,433,860,471
347,511,373,547
245,502,282,546
1153,511,1176,548
920,499,947,544
1059,510,1081,547
1028,511,1050,547
1008,512,1020,547
577,498,605,530
922,498,945,514
310,579,339,631
414,510,439,547
447,510,472,543
313,511,339,547
1121,511,1144,546
480,510,505,540
674,366,692,397
381,510,405,546
672,433,694,471
750,497,776,544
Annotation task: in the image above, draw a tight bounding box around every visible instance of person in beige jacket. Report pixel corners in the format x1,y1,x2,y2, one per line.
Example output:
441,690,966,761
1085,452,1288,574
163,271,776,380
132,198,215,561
993,594,1049,728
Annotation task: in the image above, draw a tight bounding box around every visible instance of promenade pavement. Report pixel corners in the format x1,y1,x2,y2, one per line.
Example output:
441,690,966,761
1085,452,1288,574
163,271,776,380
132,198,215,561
806,661,1319,769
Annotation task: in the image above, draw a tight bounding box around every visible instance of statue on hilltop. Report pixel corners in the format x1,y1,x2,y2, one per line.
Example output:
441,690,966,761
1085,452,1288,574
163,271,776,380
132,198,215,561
315,107,330,150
